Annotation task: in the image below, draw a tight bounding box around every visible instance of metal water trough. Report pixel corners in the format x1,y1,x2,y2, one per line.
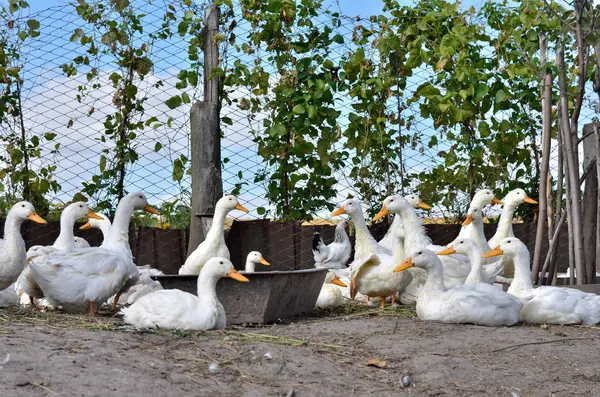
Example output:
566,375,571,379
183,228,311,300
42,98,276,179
151,268,328,325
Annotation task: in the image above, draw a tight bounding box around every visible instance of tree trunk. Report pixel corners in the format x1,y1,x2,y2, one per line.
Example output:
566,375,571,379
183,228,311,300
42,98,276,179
532,34,552,282
557,42,586,285
582,123,598,283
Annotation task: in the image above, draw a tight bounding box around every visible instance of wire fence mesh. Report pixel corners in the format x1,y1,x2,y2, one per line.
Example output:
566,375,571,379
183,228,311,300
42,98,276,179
0,0,595,272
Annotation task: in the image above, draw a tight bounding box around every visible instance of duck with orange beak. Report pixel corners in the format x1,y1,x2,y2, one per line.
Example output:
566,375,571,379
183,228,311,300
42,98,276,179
486,189,537,278
374,195,471,289
122,257,249,330
0,201,47,293
393,249,521,326
332,198,412,308
179,195,249,275
17,201,103,310
457,189,502,253
244,251,271,272
29,192,158,316
483,238,600,325
315,270,349,309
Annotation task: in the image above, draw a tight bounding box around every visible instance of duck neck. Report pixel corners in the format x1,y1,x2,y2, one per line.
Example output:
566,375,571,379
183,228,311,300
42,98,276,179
491,204,517,242
245,261,255,272
4,213,25,252
104,202,134,246
205,206,227,243
392,237,406,263
99,221,112,241
507,247,534,297
53,212,77,250
464,247,483,284
196,270,220,300
399,207,431,252
351,212,378,250
422,261,446,295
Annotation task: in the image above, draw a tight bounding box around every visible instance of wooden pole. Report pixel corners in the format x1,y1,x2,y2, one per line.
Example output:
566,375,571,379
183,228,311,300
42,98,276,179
532,35,551,283
188,5,222,257
557,42,586,285
582,123,598,283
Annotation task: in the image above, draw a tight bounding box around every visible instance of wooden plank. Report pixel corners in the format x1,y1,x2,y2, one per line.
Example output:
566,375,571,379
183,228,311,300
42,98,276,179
188,4,222,257
582,123,598,283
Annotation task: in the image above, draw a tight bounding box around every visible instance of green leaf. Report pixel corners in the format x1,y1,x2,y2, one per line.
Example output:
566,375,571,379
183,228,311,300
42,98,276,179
27,19,40,30
99,155,106,173
184,10,194,20
292,104,306,114
495,89,507,103
181,92,191,104
173,158,184,182
44,132,57,141
115,0,130,12
124,84,137,98
416,84,441,98
154,142,162,152
165,95,182,109
9,3,18,13
478,121,491,138
332,34,344,44
269,124,286,136
257,206,266,215
222,116,233,125
475,84,489,101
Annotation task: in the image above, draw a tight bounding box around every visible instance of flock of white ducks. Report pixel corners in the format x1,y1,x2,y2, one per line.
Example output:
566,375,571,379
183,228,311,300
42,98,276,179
2,187,599,330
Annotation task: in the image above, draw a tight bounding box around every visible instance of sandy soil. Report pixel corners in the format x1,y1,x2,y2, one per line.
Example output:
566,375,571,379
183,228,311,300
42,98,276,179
1,304,600,397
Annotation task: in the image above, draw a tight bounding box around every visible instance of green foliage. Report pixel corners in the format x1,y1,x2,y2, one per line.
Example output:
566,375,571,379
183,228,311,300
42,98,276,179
0,2,57,215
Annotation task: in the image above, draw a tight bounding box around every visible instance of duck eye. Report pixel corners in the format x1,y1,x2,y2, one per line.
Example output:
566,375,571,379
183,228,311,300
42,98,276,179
390,199,394,202
79,205,83,208
220,261,223,264
417,251,422,255
21,204,25,208
507,241,511,244
139,195,143,199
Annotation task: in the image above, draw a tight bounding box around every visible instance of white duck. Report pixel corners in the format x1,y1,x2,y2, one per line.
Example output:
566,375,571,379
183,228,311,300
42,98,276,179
312,220,351,269
394,249,521,326
378,194,430,251
331,198,390,261
484,238,600,325
350,215,413,308
0,202,46,291
244,251,270,272
82,214,166,309
457,189,502,252
179,195,248,275
74,237,90,248
122,257,248,330
17,201,103,308
374,195,471,288
29,192,157,316
487,189,537,277
315,270,348,309
437,237,504,286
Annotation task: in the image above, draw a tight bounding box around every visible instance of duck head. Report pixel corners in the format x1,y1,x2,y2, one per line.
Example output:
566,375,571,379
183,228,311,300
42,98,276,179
483,237,527,259
63,201,103,224
404,194,431,210
331,198,362,218
204,257,249,282
372,195,414,221
11,201,46,224
246,251,270,267
501,189,537,209
437,237,478,257
393,249,439,273
217,195,249,214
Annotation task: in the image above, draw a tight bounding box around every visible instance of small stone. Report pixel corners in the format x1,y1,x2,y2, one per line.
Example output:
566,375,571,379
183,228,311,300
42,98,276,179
208,363,218,374
400,375,411,388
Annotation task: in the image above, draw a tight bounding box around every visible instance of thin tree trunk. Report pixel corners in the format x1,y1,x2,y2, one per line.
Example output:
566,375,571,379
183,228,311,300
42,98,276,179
538,210,567,286
557,42,586,285
15,79,30,201
595,124,600,279
548,114,565,285
532,34,552,283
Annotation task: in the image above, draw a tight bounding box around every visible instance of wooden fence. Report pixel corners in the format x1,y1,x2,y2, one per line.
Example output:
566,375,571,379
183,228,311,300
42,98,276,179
4,219,569,275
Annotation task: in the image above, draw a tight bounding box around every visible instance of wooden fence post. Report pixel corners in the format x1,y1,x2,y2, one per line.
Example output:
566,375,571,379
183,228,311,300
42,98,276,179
188,5,222,257
582,123,599,283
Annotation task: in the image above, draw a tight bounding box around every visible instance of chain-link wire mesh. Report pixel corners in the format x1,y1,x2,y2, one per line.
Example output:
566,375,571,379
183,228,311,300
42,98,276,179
0,1,595,273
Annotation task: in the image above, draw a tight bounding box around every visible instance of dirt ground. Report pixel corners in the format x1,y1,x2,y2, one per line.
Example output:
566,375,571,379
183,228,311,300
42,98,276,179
1,304,599,397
